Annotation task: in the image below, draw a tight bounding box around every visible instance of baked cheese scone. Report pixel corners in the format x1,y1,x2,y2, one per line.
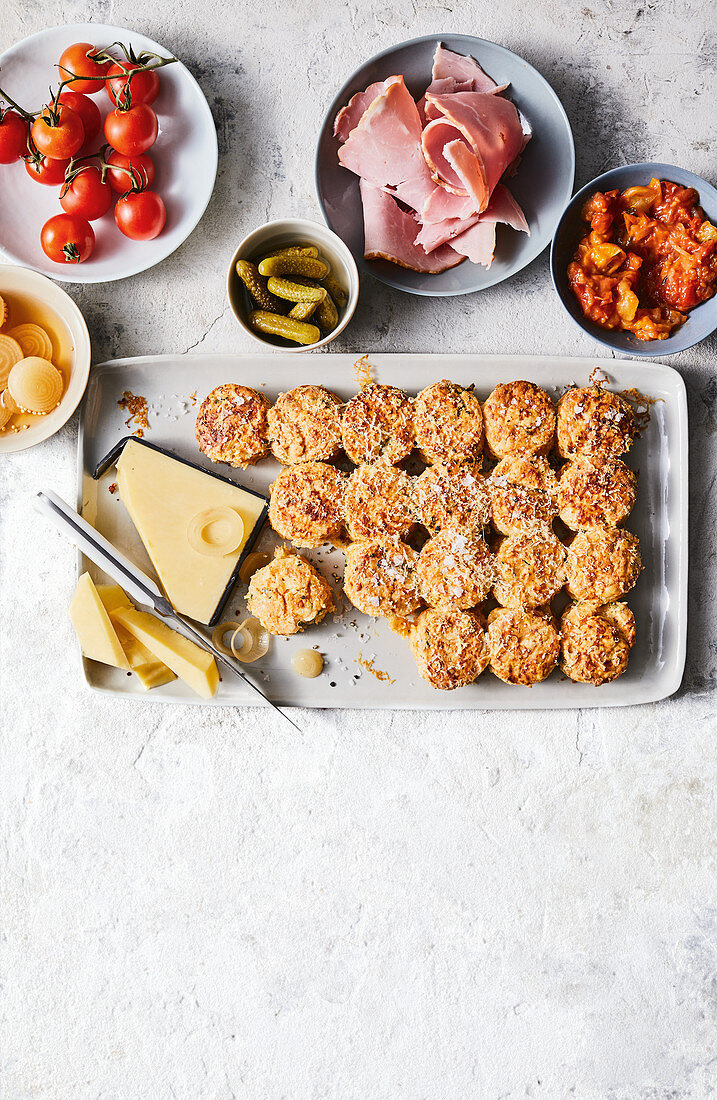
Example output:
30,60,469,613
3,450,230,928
195,383,270,468
267,385,342,464
557,455,637,530
341,383,414,465
268,461,346,548
414,462,490,535
487,454,559,536
343,462,414,542
409,607,489,690
487,606,560,685
247,547,334,635
566,526,641,602
343,537,420,619
560,600,636,685
483,380,555,458
556,385,635,460
493,531,567,609
413,379,483,465
416,529,494,610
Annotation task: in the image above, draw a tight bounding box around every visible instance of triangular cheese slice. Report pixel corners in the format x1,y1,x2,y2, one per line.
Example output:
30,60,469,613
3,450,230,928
69,573,131,670
95,582,178,690
111,606,219,699
116,440,266,624
132,660,178,690
95,583,131,615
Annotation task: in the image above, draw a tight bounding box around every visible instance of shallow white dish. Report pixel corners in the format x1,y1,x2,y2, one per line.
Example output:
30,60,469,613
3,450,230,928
0,23,217,283
77,353,687,709
0,264,90,453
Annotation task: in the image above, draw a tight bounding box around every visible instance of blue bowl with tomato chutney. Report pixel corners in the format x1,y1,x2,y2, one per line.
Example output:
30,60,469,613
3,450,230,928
550,161,717,356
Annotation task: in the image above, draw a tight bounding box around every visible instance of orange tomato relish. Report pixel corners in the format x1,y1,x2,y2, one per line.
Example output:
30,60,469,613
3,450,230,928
567,178,717,340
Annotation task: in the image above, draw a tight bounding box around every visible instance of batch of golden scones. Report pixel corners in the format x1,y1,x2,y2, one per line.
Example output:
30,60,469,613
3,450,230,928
194,375,642,690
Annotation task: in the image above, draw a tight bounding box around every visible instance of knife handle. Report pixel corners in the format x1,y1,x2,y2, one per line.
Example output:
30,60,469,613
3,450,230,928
33,490,166,611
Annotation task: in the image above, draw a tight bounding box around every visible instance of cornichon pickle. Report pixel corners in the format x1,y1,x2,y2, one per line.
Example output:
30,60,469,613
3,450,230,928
267,277,327,304
258,254,329,279
289,301,319,321
261,244,319,260
235,260,280,312
315,292,339,332
321,270,348,307
249,310,320,346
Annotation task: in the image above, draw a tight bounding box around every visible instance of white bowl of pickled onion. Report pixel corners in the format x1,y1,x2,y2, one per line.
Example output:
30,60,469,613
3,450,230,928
0,264,91,454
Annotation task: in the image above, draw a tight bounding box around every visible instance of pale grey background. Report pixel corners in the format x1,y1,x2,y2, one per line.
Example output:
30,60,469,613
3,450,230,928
2,0,716,1097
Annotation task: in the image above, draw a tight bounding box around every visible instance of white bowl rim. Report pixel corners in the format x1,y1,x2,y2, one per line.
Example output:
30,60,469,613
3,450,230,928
0,264,91,453
226,217,360,353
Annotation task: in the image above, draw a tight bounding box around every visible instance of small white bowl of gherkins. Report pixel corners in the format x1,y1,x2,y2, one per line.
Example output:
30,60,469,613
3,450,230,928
227,219,359,352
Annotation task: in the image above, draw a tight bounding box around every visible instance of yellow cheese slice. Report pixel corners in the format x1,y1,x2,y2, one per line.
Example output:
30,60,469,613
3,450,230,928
95,583,131,614
133,661,178,691
112,621,159,668
93,582,180,691
96,582,175,688
116,440,267,624
69,573,131,670
112,605,219,699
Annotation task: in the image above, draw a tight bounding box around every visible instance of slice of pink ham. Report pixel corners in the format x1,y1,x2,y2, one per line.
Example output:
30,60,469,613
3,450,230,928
438,185,530,267
418,78,472,126
481,183,530,234
422,185,477,224
425,90,525,212
416,185,529,253
415,213,481,253
421,120,472,194
338,77,435,213
450,221,497,267
420,44,508,123
443,139,493,209
431,44,508,94
360,179,464,273
333,76,401,143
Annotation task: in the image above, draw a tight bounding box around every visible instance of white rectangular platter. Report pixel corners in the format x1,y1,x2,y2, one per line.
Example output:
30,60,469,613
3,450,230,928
77,353,687,709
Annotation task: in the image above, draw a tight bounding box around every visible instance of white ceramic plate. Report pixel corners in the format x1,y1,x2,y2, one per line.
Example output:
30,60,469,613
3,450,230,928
0,264,90,453
76,353,687,710
0,23,217,283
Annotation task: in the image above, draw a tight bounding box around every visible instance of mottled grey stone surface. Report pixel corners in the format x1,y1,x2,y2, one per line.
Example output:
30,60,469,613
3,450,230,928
1,1,716,1097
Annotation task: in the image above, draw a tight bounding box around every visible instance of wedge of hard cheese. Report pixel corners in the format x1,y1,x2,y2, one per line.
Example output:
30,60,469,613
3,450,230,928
111,606,219,699
69,573,131,670
94,583,177,691
132,660,178,691
116,439,267,624
94,580,172,682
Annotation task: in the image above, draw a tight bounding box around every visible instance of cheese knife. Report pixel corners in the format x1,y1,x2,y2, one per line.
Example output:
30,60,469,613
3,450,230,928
34,490,303,733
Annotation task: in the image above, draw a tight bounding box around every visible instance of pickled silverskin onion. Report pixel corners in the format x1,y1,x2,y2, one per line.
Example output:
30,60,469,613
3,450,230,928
567,178,717,340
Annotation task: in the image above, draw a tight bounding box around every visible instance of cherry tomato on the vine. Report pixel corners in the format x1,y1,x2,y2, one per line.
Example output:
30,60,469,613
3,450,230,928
0,110,28,164
60,166,113,221
106,61,160,107
31,104,85,159
40,213,95,264
105,150,155,193
58,42,110,94
114,189,166,240
103,103,158,156
25,154,71,186
58,91,101,144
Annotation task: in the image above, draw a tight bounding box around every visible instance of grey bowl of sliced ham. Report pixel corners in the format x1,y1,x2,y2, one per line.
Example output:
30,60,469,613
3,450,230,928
315,35,575,296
